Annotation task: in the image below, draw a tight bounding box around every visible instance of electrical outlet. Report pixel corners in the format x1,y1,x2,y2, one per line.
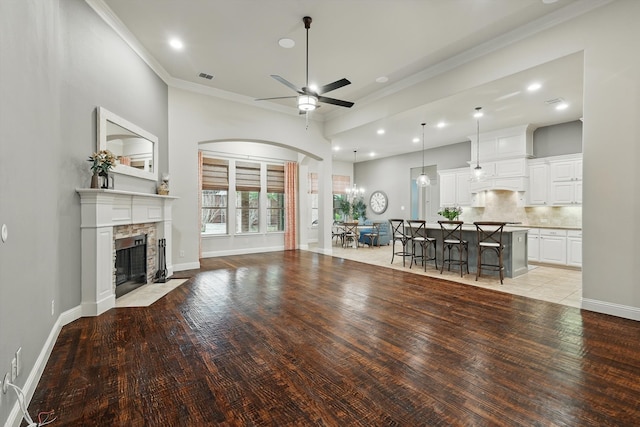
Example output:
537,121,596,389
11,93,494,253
16,347,21,377
179,250,185,258
10,358,16,382
51,299,55,316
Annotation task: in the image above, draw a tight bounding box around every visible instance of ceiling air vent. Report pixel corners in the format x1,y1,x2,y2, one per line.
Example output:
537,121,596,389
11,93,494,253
545,97,564,105
198,72,214,80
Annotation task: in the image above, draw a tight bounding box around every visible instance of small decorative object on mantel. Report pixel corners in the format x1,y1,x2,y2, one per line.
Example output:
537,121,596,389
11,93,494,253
158,173,170,195
88,149,116,189
438,206,463,221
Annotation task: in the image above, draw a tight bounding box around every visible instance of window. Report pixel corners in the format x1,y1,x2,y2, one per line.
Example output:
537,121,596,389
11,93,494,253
267,165,285,232
236,162,261,233
332,175,350,221
202,158,229,234
309,173,318,226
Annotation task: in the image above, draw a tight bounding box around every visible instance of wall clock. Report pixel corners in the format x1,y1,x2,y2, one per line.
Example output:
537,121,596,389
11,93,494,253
369,190,388,214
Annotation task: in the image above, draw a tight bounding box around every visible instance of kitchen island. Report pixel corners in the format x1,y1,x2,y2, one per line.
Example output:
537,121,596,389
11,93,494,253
415,223,529,278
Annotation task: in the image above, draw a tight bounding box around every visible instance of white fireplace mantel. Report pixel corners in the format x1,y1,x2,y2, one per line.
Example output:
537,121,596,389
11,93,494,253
77,188,177,316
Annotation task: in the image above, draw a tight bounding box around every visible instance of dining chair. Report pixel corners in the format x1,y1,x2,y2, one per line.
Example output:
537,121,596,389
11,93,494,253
342,222,359,249
362,222,382,248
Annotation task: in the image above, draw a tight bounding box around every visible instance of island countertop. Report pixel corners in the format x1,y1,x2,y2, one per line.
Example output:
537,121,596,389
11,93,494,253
409,223,529,278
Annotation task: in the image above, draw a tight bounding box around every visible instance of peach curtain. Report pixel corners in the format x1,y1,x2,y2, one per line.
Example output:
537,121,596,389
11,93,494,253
284,162,298,250
198,151,203,259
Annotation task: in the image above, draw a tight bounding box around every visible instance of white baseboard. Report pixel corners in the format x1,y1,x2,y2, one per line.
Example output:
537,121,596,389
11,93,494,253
202,246,284,258
5,305,81,427
172,261,200,272
582,298,640,321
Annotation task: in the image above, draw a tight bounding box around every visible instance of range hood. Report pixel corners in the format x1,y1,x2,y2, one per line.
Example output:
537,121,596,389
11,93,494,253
468,125,535,193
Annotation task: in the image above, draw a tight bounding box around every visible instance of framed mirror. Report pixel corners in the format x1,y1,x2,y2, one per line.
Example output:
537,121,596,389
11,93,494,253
97,107,159,181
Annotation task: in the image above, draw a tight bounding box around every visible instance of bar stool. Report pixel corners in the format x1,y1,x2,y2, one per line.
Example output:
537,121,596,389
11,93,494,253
389,219,412,266
474,221,507,284
406,220,437,271
438,220,469,277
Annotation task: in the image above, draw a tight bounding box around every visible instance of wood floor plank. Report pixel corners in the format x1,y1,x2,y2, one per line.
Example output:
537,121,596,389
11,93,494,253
28,251,640,426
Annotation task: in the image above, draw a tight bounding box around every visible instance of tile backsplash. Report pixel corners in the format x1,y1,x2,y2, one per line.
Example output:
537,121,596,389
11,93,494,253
460,190,582,228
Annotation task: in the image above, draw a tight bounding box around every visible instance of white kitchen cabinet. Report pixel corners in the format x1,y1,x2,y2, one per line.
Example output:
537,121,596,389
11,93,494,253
528,163,548,205
439,168,471,207
567,230,582,267
550,181,581,205
548,155,582,205
527,228,540,261
539,229,567,265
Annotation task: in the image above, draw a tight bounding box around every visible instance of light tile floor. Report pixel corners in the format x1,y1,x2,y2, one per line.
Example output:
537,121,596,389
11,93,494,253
115,278,188,307
310,243,582,308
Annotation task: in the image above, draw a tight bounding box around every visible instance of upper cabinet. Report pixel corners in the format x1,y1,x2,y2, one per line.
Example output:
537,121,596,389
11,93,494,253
527,161,549,205
524,154,582,206
548,155,582,205
470,124,534,163
439,168,471,207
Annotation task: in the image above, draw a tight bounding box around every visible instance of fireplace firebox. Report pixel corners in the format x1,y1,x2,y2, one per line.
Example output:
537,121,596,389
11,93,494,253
115,234,147,297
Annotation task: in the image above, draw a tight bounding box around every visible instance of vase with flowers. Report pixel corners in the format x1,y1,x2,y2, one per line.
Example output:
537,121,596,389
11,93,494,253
88,149,116,188
438,206,463,221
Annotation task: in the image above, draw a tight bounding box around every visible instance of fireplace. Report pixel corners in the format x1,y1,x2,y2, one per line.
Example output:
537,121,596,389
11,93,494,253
77,189,175,316
115,234,147,297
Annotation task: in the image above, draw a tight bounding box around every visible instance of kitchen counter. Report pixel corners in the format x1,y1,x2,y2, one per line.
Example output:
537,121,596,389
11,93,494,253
508,224,582,230
418,223,529,278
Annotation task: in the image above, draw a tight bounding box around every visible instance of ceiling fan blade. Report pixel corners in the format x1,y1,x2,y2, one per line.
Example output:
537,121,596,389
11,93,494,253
271,75,303,94
317,78,351,95
255,96,298,101
317,96,354,108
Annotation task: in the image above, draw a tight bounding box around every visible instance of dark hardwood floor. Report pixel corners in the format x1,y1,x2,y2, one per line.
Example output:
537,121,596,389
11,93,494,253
29,251,640,426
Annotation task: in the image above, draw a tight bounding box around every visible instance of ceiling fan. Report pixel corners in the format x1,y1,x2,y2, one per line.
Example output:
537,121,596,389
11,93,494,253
256,16,354,113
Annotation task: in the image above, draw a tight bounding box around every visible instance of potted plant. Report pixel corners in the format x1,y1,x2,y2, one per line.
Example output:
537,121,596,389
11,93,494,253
88,149,116,188
438,206,463,221
352,198,367,223
337,196,351,222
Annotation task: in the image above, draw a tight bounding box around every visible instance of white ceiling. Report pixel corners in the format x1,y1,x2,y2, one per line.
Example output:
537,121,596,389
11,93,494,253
98,0,596,162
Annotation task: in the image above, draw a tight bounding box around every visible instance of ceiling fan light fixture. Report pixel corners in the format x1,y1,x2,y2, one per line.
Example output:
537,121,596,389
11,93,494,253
298,94,317,111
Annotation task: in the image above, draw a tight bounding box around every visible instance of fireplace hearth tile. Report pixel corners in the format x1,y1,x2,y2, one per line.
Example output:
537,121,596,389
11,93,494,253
115,279,188,308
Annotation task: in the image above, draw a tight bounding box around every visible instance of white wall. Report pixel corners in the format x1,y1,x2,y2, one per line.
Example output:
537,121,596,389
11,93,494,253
168,87,335,269
0,0,168,425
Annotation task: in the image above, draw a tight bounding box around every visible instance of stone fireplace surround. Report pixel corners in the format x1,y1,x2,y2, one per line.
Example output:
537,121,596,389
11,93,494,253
77,189,176,316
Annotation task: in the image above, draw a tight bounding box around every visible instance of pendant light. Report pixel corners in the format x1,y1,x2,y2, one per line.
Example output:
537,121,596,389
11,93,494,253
473,107,483,180
416,123,431,187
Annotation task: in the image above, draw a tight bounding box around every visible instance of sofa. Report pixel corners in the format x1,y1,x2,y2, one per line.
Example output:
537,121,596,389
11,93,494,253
358,220,390,246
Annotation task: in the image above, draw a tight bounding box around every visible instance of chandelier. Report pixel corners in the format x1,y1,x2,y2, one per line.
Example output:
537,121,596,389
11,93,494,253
345,150,365,199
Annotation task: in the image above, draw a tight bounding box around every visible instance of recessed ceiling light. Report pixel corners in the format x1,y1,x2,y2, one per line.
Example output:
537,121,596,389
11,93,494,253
333,146,341,151
169,38,184,50
437,121,446,128
527,82,542,92
542,0,558,4
370,152,376,157
556,102,569,110
278,38,295,48
412,137,420,143
375,76,388,83
377,129,385,135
